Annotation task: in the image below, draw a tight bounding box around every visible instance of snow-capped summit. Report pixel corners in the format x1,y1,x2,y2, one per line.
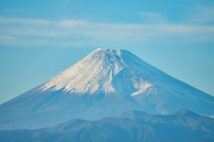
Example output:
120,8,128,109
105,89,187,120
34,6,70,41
40,48,153,95
0,48,213,130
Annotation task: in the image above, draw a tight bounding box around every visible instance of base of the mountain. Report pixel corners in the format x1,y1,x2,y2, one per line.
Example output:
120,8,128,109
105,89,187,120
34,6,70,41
0,110,213,142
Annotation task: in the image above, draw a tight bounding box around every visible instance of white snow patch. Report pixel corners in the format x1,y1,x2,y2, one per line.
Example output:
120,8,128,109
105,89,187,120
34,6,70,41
40,48,155,96
131,83,152,96
40,49,128,94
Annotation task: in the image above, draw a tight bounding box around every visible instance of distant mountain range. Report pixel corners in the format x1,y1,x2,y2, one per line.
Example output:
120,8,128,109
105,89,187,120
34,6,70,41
0,48,213,141
0,110,213,142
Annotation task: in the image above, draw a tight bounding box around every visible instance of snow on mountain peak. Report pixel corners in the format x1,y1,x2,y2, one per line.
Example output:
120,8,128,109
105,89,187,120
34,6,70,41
40,48,153,95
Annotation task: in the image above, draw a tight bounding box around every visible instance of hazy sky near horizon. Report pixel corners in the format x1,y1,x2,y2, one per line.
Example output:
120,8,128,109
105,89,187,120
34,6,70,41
0,0,214,104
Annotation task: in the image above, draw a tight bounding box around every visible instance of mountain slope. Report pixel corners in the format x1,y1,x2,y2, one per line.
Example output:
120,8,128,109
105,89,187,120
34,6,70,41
0,110,213,142
0,48,213,130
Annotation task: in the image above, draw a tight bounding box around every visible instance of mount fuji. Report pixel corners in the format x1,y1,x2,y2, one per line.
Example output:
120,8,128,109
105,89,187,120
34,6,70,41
0,48,213,130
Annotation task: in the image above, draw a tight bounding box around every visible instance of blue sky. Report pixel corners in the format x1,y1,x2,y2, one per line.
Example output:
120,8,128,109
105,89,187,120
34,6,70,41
0,0,214,104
